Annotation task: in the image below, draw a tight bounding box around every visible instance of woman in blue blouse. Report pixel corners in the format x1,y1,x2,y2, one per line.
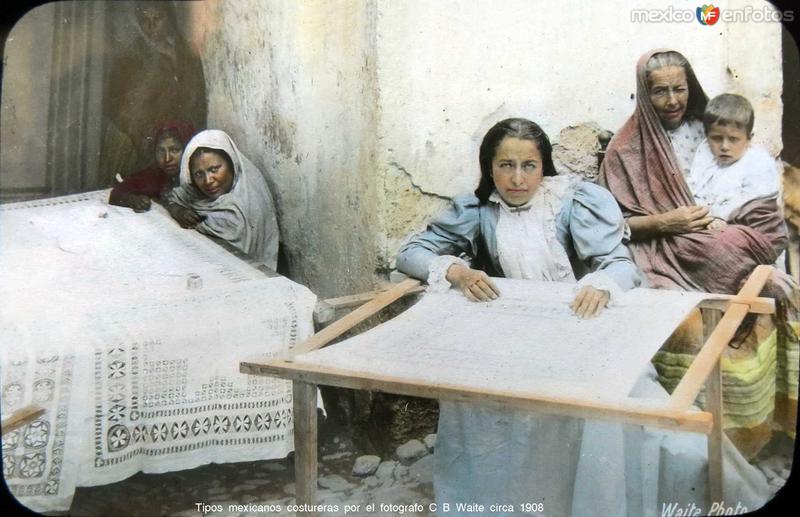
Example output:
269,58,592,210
397,117,642,316
395,118,769,516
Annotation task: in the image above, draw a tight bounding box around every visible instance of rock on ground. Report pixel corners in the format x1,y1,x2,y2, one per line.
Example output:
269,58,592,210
375,460,398,480
65,430,436,516
396,439,428,465
352,455,381,477
408,454,434,484
318,474,356,492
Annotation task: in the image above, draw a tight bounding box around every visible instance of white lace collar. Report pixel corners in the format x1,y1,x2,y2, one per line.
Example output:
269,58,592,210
489,174,581,284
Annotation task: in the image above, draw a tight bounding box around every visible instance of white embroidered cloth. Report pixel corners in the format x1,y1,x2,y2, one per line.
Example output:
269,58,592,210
294,278,708,403
0,191,316,512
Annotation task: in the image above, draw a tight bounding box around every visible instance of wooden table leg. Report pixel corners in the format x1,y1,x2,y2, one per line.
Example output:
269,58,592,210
702,309,724,508
293,381,318,516
706,360,724,507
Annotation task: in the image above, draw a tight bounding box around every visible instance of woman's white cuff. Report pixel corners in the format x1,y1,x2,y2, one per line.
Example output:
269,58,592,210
622,221,632,244
575,270,624,305
427,255,468,293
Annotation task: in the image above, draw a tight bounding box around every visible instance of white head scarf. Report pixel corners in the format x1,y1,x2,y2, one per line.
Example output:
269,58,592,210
169,130,279,269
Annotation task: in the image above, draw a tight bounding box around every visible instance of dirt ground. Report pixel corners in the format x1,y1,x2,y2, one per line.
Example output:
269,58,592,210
5,402,795,517
64,397,437,517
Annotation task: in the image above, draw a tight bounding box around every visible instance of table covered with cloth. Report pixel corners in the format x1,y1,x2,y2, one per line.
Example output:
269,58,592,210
0,191,316,512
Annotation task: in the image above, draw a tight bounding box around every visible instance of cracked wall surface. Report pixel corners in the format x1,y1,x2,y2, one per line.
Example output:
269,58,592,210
373,0,783,267
191,0,783,297
380,163,450,270
186,0,381,298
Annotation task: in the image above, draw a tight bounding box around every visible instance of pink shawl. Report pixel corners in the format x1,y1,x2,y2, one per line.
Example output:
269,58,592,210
598,49,788,294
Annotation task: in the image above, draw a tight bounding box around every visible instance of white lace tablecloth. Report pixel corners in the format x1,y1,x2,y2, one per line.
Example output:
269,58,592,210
0,191,316,512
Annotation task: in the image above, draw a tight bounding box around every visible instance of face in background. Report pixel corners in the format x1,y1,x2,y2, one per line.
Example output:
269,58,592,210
491,137,543,207
136,5,170,43
155,136,184,177
648,66,689,130
706,123,750,166
190,150,235,200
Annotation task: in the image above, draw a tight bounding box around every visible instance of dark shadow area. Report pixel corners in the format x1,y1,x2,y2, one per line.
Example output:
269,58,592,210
781,24,800,167
100,1,207,188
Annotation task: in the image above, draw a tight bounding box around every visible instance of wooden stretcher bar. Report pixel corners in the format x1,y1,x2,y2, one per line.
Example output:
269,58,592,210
669,265,775,409
244,358,714,433
241,267,776,516
1,405,45,436
313,282,426,325
290,278,421,357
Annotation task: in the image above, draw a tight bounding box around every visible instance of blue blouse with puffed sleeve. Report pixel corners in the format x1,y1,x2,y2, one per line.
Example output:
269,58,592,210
395,181,643,292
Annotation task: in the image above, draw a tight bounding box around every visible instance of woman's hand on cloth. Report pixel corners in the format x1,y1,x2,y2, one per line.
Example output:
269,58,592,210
127,193,152,212
167,203,204,229
658,205,713,234
571,286,610,319
110,192,152,212
446,263,500,302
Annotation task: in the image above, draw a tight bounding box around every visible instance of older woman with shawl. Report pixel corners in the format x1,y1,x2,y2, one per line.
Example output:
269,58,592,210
599,49,798,458
166,130,279,270
397,118,770,516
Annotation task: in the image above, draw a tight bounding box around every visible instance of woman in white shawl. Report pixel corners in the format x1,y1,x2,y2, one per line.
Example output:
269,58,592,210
167,130,279,270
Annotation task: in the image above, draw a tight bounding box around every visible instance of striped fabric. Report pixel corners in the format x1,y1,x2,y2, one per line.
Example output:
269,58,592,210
653,315,798,458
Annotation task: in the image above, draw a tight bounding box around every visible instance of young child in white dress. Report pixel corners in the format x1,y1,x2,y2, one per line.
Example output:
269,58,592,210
687,93,781,230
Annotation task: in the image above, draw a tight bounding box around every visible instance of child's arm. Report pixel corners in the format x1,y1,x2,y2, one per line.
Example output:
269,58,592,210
740,148,780,200
707,147,780,222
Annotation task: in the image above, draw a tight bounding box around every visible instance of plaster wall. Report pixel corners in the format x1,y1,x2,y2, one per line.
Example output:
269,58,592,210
1,5,54,193
194,0,785,296
190,0,380,297
376,0,784,258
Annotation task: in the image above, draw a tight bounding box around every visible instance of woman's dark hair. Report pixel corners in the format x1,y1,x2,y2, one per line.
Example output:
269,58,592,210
189,147,235,183
475,118,556,203
153,121,197,147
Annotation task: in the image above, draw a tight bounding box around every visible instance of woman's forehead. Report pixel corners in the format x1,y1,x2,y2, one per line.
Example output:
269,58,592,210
648,66,687,85
193,149,223,162
136,5,167,21
157,135,182,147
495,137,540,158
189,147,232,170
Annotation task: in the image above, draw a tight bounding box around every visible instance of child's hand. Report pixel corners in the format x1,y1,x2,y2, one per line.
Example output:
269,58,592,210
707,218,727,231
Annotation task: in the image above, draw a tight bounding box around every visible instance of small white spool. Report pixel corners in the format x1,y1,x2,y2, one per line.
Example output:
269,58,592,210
186,273,203,290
